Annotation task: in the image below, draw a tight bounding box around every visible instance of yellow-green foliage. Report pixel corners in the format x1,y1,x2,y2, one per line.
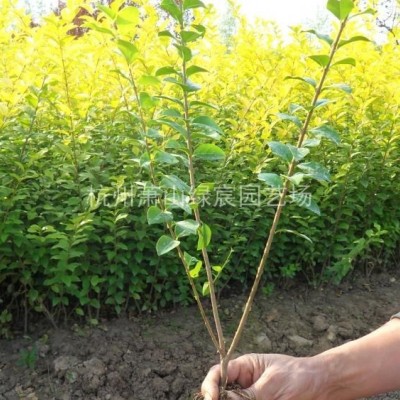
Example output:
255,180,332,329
0,0,399,321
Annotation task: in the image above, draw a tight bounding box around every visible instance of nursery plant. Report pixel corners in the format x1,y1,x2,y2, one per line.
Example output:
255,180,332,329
0,0,398,350
2,0,397,395
91,0,375,397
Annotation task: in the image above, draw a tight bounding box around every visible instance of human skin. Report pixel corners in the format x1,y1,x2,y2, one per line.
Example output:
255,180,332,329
201,318,400,400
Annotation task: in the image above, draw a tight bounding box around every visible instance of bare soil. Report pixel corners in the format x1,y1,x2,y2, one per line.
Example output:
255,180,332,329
1,271,400,400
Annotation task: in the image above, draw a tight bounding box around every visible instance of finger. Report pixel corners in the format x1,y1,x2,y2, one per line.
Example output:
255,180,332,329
202,357,257,400
201,364,221,400
202,359,245,400
229,356,256,388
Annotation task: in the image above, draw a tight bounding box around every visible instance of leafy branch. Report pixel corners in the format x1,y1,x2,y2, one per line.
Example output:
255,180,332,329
96,0,374,395
93,0,221,350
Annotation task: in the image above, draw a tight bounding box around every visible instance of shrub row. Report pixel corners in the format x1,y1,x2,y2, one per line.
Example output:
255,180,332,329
0,0,399,332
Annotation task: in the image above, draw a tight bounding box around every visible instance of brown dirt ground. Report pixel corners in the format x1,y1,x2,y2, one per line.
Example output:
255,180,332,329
1,271,400,400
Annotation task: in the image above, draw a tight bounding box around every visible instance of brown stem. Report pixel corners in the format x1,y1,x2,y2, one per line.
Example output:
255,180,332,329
223,17,350,379
180,33,226,360
171,230,220,350
124,56,219,350
176,3,226,359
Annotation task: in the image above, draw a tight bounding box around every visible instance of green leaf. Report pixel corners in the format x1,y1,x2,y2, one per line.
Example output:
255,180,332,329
192,131,221,141
277,112,302,127
194,182,215,196
287,144,309,162
338,35,370,48
146,128,163,139
147,206,173,225
308,55,330,68
91,275,103,287
276,229,313,244
115,213,128,222
268,141,292,163
139,75,161,86
350,8,376,19
197,224,212,250
202,282,210,296
155,95,183,107
159,107,182,118
97,4,117,20
165,193,192,214
298,162,331,182
303,138,321,147
183,0,206,10
158,30,175,39
333,57,356,67
186,65,208,77
139,92,158,110
189,261,203,278
289,103,306,114
190,100,218,110
303,29,333,45
184,252,198,267
154,151,179,165
111,68,130,83
84,22,114,36
324,83,352,93
290,193,321,215
156,235,180,256
192,116,223,135
155,66,178,76
258,173,283,189
165,139,185,149
327,0,354,21
180,30,202,42
285,76,317,88
176,220,200,238
193,24,206,36
160,0,183,23
309,125,340,145
161,175,190,193
75,307,84,316
314,98,333,109
174,45,192,62
139,151,150,168
288,173,306,186
164,77,200,92
157,118,187,136
193,144,225,161
117,39,138,64
116,6,140,26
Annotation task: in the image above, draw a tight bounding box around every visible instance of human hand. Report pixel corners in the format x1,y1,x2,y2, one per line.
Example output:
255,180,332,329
201,353,324,400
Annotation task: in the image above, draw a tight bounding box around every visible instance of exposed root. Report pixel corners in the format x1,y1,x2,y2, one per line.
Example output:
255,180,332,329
228,385,254,400
192,384,255,400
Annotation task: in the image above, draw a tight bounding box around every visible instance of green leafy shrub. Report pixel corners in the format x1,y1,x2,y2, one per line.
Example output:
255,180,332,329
0,0,398,334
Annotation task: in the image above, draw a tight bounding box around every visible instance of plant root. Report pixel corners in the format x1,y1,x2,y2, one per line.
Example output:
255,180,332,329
193,384,255,400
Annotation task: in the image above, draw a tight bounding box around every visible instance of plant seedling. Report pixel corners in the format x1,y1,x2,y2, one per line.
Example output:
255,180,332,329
95,0,373,397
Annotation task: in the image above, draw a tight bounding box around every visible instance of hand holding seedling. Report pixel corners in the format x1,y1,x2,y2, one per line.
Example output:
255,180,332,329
201,353,322,400
202,317,400,400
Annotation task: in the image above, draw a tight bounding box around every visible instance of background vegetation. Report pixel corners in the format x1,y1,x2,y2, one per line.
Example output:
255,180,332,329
0,0,399,333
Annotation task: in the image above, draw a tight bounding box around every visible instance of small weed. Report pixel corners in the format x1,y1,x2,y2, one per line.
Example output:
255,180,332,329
17,344,38,370
0,309,12,339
